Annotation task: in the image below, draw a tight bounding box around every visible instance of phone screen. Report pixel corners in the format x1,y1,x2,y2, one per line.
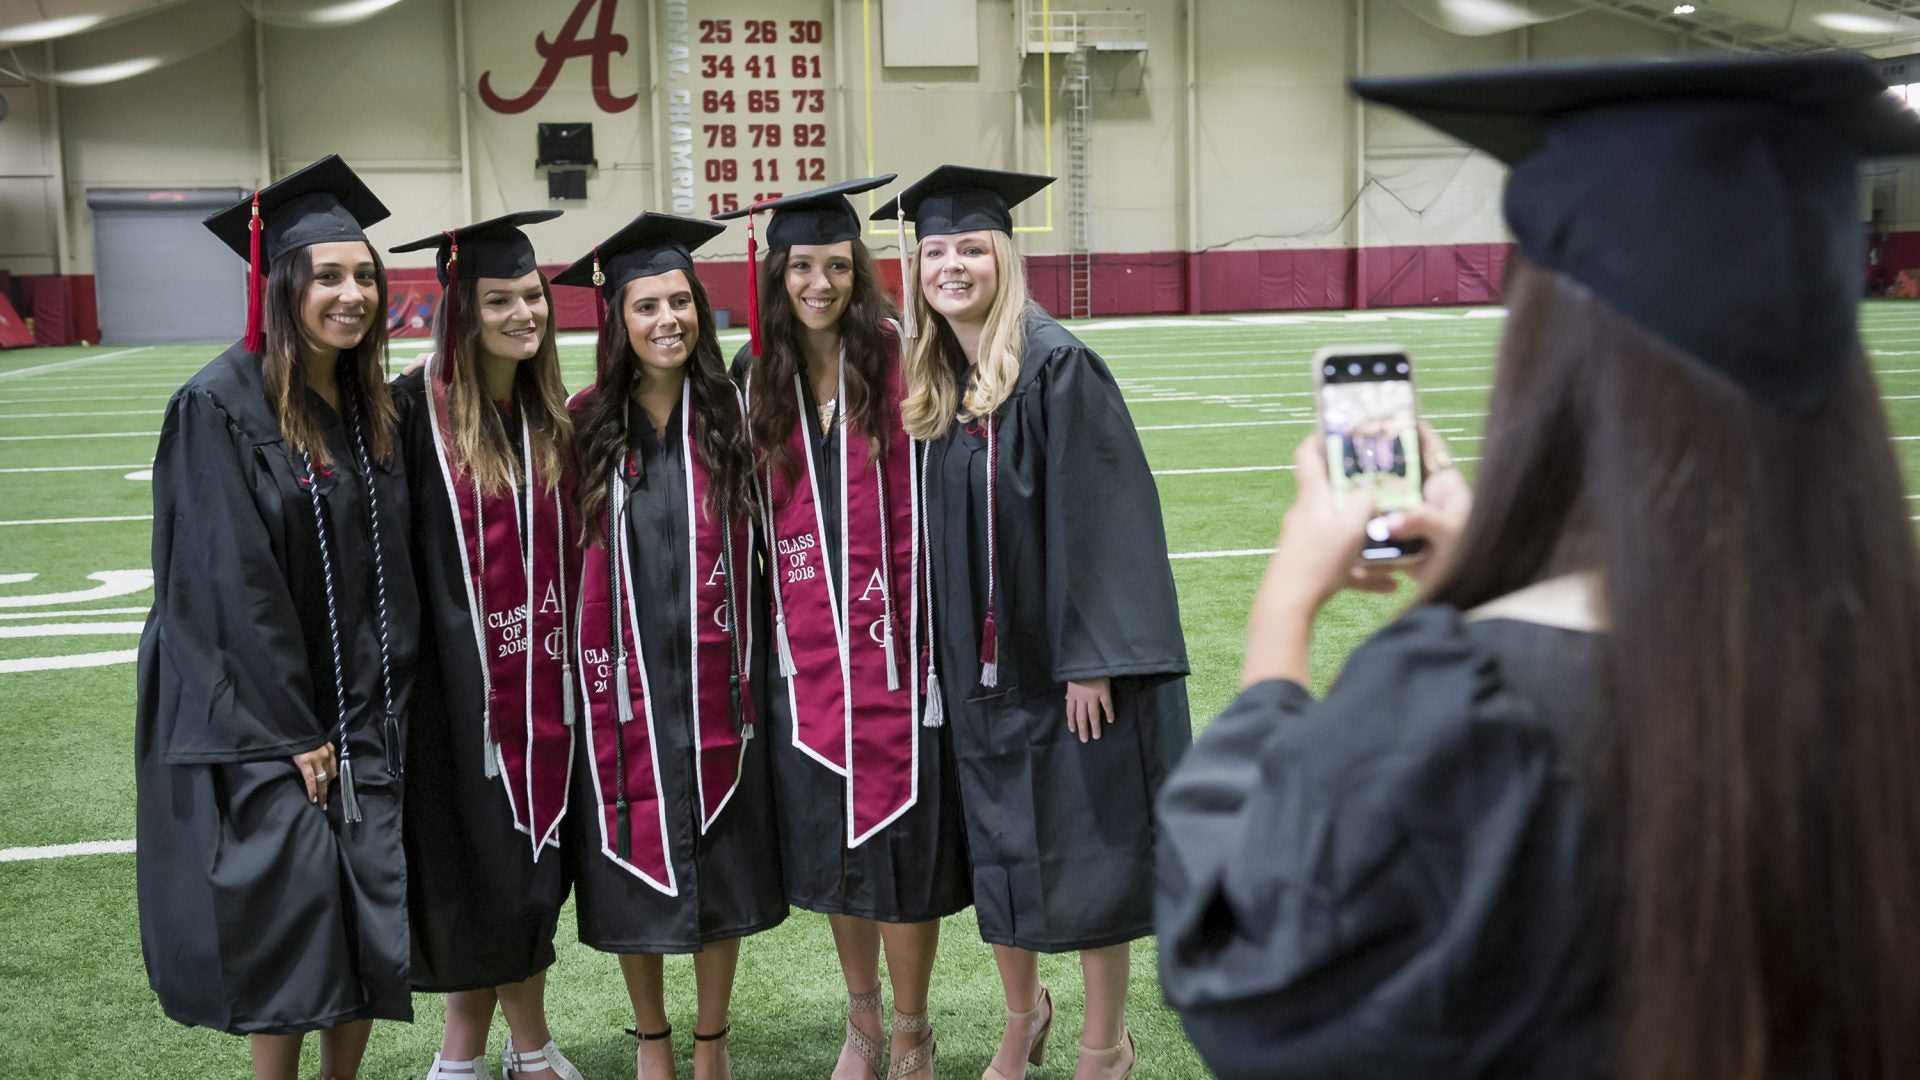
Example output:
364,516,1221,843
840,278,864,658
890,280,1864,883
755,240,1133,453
1318,351,1422,514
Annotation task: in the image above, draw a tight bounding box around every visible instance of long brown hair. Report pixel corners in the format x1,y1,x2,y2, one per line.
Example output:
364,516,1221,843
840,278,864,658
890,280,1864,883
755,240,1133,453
745,240,901,481
575,270,757,539
1429,258,1920,1080
434,272,572,495
261,243,395,465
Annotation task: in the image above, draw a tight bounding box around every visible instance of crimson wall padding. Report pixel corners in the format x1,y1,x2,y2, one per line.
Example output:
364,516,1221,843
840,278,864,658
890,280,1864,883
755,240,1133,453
24,276,98,346
1358,243,1512,309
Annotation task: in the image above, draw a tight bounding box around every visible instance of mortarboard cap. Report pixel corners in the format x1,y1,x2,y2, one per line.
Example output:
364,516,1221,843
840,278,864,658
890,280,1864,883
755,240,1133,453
388,210,563,384
712,175,897,356
553,212,724,301
869,165,1054,238
1351,52,1920,412
554,212,724,375
388,209,562,285
203,154,390,353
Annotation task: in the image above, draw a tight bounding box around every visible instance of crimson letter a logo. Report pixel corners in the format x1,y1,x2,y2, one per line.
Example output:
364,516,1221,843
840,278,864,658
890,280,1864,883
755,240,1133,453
479,0,639,115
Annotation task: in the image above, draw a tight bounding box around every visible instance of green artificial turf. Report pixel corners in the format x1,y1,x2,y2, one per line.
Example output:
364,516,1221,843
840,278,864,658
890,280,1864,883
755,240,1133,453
6,302,1920,1077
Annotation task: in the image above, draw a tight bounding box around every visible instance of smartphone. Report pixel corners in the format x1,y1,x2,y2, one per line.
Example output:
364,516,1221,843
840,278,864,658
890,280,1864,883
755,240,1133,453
1313,345,1426,563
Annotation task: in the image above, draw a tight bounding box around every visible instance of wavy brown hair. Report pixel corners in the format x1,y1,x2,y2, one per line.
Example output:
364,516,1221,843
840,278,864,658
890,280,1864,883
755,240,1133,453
745,241,902,481
1428,257,1920,1080
433,271,572,495
261,242,395,466
575,269,757,541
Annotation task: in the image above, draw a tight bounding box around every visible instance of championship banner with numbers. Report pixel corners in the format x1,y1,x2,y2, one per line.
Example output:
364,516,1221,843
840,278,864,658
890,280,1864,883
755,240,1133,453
659,1,837,221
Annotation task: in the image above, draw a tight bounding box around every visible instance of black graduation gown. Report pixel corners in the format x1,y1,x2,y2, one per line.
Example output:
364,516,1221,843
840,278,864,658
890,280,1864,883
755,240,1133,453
567,397,787,953
922,309,1192,953
134,343,418,1035
731,345,972,923
1155,607,1612,1080
394,371,570,992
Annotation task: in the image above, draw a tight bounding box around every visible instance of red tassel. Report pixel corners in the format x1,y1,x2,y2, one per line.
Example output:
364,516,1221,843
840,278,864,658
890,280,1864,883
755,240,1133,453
745,215,762,358
979,611,999,688
243,191,265,353
438,231,460,385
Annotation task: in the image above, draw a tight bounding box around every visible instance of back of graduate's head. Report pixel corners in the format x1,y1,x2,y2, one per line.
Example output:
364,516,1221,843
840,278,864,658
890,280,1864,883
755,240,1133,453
261,239,395,467
1428,255,1920,1080
749,238,900,482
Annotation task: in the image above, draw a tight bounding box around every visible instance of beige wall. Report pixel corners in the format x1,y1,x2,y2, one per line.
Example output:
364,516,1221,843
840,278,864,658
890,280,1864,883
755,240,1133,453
3,0,1814,281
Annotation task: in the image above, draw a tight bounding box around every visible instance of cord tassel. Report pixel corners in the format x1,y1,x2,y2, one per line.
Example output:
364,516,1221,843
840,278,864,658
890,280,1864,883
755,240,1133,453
484,741,500,778
437,231,460,385
895,205,916,340
979,614,999,688
922,668,944,728
615,798,631,859
562,663,576,726
339,757,364,824
384,709,402,775
884,625,901,692
775,615,797,677
243,191,265,353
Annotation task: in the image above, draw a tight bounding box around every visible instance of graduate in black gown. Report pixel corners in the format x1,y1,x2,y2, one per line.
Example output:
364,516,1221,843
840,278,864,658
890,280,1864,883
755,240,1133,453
718,177,967,1080
1156,54,1920,1080
134,155,418,1080
554,214,786,1080
873,167,1192,1080
389,212,584,1080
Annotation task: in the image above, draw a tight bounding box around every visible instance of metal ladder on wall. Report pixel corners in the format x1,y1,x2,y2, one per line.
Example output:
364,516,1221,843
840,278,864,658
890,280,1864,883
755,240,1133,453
1064,46,1093,321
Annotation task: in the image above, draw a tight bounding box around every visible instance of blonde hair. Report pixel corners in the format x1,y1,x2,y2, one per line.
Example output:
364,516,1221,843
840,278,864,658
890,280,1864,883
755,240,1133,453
900,229,1030,440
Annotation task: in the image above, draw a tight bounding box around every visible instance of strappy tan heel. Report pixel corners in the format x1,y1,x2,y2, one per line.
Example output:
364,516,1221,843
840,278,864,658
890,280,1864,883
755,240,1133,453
980,986,1051,1080
1076,1030,1135,1080
887,1008,936,1080
839,985,885,1079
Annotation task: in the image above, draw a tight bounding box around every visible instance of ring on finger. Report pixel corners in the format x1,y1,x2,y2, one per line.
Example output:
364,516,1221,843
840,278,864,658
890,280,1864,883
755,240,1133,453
313,770,328,783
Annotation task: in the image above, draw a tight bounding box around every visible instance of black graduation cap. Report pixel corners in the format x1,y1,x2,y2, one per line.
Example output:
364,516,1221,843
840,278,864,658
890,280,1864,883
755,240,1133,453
715,175,896,248
388,209,562,285
868,165,1054,237
1352,51,1920,413
553,212,724,301
712,175,897,356
203,154,391,352
388,210,563,384
554,213,724,374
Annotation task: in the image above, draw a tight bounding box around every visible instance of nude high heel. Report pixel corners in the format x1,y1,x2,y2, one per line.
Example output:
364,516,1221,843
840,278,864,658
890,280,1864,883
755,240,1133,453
979,986,1051,1080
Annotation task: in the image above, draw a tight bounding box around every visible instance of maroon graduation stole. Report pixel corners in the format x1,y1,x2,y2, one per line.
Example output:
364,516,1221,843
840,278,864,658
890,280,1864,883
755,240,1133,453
754,349,928,847
573,379,756,894
425,368,575,856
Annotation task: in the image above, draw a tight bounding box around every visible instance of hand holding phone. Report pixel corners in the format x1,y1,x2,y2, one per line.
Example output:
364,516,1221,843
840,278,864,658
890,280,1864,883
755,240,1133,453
1313,346,1426,563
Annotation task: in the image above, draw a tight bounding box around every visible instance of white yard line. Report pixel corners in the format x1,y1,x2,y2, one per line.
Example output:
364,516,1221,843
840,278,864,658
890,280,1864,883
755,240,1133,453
0,606,148,621
0,839,136,862
0,464,149,474
0,431,156,441
0,410,163,419
0,515,152,526
0,346,149,380
0,621,147,638
0,649,137,673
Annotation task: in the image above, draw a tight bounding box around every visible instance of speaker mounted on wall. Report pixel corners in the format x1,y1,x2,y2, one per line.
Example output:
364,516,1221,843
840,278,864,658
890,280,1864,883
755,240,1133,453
547,168,588,201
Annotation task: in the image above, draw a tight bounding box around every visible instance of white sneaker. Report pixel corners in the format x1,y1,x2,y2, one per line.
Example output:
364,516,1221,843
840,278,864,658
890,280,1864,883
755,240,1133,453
426,1053,498,1080
503,1037,585,1080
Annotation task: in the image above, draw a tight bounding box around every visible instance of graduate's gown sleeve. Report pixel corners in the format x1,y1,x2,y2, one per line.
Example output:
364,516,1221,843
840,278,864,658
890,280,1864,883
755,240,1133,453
1035,344,1188,682
1154,607,1610,1080
144,387,326,764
